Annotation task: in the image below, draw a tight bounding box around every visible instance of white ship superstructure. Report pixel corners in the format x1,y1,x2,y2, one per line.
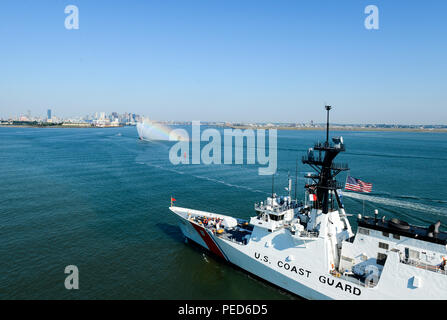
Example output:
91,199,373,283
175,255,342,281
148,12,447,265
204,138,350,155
169,106,447,300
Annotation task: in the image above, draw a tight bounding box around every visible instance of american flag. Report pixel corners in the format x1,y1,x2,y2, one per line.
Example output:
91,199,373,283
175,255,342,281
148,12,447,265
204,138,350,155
345,176,372,193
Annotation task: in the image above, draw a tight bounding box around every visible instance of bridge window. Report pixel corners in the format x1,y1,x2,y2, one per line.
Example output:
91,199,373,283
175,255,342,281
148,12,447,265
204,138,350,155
405,248,420,260
269,214,284,221
392,234,400,240
382,231,389,237
358,227,370,235
378,242,389,250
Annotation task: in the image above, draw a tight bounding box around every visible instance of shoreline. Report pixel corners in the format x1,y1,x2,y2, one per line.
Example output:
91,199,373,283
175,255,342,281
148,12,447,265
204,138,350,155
0,124,124,129
223,125,447,133
1,123,446,133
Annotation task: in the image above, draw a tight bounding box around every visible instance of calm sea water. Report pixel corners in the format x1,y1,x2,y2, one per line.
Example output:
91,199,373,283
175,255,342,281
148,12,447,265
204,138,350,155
1,126,446,299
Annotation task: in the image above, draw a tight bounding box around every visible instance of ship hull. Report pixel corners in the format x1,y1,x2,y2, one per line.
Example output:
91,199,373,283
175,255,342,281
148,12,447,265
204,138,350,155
170,206,447,300
171,207,331,299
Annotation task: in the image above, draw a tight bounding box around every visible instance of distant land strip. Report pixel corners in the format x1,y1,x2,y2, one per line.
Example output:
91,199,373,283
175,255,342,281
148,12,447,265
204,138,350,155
221,125,447,133
1,121,446,133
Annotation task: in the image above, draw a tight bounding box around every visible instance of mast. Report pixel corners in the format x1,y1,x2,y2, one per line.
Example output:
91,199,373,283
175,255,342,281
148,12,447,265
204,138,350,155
287,171,292,198
302,106,349,214
294,158,298,200
325,105,331,145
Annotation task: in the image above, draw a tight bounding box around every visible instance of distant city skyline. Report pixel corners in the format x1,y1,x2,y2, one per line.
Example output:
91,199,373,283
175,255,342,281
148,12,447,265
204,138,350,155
1,109,143,123
3,109,447,128
1,1,446,125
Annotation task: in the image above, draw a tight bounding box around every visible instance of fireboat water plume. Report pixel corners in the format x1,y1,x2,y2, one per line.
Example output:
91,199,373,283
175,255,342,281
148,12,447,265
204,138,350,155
136,118,189,142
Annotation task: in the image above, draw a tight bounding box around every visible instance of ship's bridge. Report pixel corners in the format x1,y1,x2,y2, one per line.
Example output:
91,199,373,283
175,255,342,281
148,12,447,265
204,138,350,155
250,194,298,232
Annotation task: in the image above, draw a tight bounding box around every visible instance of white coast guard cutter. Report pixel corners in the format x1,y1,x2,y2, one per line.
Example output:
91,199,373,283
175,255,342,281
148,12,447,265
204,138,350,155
169,106,447,300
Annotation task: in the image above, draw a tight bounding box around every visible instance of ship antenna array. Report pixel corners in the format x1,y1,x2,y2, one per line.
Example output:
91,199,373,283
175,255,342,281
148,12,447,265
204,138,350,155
325,105,332,145
301,105,349,214
287,171,291,198
294,158,298,200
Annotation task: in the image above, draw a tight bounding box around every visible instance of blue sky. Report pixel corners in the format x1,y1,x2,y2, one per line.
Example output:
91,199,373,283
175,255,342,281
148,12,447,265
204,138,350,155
0,0,446,124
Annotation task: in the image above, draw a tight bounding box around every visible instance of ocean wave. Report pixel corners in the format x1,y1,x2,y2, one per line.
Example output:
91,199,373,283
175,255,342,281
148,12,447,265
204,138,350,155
138,161,267,194
190,174,267,194
343,192,446,216
368,191,447,205
346,151,447,162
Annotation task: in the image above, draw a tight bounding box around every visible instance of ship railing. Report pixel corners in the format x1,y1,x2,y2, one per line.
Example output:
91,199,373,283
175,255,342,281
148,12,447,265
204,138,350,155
330,162,349,170
313,141,346,152
301,156,348,171
254,203,297,212
299,230,319,238
322,180,345,190
400,258,447,275
302,155,323,164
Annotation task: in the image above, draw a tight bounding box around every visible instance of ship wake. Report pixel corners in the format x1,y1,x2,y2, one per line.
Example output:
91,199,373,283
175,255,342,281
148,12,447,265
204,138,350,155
343,192,445,216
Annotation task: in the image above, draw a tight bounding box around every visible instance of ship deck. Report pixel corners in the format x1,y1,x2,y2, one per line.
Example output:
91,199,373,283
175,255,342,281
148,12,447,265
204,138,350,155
216,225,253,245
358,216,447,245
189,214,253,245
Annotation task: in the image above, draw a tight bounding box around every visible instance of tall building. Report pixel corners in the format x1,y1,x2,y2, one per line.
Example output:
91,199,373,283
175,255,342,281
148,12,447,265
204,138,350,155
47,109,52,120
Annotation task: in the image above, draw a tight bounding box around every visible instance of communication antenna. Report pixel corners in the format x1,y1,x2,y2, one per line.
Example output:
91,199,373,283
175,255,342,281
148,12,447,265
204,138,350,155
287,171,292,199
325,105,332,144
294,158,298,200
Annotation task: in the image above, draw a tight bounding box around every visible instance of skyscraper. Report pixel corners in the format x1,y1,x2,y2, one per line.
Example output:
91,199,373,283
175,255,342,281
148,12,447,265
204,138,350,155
47,109,52,120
